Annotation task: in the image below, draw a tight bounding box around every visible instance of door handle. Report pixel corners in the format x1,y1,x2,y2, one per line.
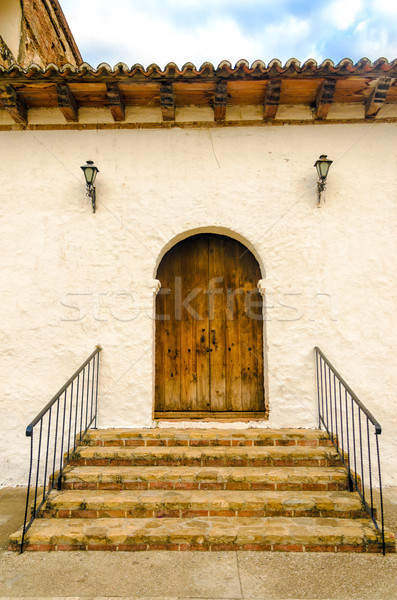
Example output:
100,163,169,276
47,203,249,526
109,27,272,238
211,330,216,345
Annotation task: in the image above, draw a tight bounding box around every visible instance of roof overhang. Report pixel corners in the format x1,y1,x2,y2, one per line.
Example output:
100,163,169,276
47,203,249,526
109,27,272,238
0,57,396,128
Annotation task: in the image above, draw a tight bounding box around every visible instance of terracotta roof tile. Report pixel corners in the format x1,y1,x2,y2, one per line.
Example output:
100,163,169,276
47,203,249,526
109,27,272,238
0,57,396,81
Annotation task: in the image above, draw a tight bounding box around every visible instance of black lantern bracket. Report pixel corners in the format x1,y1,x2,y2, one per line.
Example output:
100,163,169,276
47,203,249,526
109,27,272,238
81,160,99,213
314,154,333,206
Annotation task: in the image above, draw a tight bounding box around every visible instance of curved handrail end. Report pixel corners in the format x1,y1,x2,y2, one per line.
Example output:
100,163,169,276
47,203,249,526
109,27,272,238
26,425,33,437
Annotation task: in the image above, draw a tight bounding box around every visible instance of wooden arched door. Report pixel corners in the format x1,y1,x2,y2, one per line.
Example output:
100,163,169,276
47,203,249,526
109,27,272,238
155,234,265,419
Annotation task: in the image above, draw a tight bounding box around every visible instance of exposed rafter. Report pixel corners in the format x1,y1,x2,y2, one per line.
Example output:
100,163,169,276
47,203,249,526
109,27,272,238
0,84,27,123
365,77,393,118
106,83,125,121
214,81,228,121
315,78,337,119
263,79,281,120
160,83,175,121
56,82,78,122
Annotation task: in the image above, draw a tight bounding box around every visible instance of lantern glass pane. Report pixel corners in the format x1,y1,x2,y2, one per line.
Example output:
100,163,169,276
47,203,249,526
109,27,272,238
319,161,330,179
315,158,332,180
84,167,94,184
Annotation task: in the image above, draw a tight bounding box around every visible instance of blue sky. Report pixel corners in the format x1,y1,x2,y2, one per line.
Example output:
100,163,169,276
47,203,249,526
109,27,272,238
61,0,397,68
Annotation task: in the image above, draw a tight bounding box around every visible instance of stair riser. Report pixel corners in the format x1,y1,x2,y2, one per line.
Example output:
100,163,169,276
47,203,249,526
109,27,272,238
83,439,335,448
10,540,393,553
80,429,336,449
69,457,341,468
39,507,369,519
63,481,349,491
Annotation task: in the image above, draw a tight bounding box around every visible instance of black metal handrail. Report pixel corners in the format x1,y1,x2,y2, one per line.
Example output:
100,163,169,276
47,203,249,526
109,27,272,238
315,346,385,554
20,346,101,552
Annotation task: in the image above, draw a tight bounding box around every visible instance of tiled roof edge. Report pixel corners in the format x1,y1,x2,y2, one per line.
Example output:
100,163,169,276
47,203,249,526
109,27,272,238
0,57,396,78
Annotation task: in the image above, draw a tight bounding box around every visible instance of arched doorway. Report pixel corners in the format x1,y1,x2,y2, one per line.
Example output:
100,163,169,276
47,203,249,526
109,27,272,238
155,233,265,419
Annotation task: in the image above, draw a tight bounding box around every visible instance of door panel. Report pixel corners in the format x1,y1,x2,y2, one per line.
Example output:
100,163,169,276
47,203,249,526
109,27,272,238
163,245,181,411
209,234,226,410
155,233,265,417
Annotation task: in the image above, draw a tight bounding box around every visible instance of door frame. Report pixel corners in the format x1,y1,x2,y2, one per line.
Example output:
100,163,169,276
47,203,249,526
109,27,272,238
152,227,269,421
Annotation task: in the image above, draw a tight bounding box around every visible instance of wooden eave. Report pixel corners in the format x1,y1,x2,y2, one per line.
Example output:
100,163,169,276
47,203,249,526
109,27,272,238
0,57,396,125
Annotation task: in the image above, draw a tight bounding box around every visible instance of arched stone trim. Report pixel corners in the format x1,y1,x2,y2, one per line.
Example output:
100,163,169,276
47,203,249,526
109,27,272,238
153,226,266,281
152,279,161,296
257,279,266,296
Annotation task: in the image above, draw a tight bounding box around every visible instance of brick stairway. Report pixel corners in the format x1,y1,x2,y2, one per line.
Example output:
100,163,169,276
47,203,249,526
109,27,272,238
9,428,396,552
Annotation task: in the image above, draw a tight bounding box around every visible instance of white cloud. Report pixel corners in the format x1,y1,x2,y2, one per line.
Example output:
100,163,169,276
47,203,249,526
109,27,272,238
373,0,397,16
61,0,396,67
354,20,368,33
326,0,363,30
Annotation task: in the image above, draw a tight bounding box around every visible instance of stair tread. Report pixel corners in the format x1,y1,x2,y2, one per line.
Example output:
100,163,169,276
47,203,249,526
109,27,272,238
75,445,338,458
64,464,348,482
43,489,364,510
85,428,330,441
11,516,395,550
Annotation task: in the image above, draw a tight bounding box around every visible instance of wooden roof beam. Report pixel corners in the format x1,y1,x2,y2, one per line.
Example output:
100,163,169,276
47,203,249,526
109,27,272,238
365,77,393,118
106,83,125,121
0,85,27,123
263,79,281,120
315,78,336,119
56,82,78,122
214,81,228,121
160,83,175,121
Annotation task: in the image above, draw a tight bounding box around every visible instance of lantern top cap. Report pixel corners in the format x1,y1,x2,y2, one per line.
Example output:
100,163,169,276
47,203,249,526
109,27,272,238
81,159,98,169
314,154,332,164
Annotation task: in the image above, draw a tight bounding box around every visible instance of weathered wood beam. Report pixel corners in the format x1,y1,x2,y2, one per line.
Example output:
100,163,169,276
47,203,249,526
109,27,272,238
315,78,336,119
106,83,125,121
0,85,27,123
56,82,78,122
214,81,228,121
263,79,281,120
365,77,393,118
160,83,175,121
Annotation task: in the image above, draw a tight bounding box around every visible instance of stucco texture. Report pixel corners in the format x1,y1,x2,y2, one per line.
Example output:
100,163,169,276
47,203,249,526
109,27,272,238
0,121,396,486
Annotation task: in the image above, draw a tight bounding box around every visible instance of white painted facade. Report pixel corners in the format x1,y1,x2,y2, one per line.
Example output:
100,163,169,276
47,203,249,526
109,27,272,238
0,107,396,486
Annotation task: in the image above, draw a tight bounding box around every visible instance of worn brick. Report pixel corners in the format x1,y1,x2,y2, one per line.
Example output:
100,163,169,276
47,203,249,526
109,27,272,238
273,544,304,552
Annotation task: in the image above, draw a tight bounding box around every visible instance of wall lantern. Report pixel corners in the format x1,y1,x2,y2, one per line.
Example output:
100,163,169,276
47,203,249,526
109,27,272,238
81,160,99,213
314,154,333,205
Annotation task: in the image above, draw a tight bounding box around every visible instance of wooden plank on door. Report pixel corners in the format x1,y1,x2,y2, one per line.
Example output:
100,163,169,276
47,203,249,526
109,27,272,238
154,279,167,412
239,245,264,411
163,246,182,411
224,236,242,411
209,234,226,410
180,237,199,411
194,235,210,411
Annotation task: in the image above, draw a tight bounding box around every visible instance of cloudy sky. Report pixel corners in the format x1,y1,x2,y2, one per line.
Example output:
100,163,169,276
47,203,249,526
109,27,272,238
61,0,397,69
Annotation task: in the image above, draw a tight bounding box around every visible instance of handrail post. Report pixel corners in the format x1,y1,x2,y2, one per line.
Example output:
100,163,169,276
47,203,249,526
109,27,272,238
21,432,34,553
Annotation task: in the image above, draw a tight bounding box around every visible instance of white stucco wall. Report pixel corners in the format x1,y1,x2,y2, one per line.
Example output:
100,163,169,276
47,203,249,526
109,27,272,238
0,117,396,486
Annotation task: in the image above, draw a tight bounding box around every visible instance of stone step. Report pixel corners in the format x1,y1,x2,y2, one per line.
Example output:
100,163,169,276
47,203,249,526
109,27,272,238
70,444,342,468
82,428,334,448
10,516,395,553
38,489,368,519
62,465,350,491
